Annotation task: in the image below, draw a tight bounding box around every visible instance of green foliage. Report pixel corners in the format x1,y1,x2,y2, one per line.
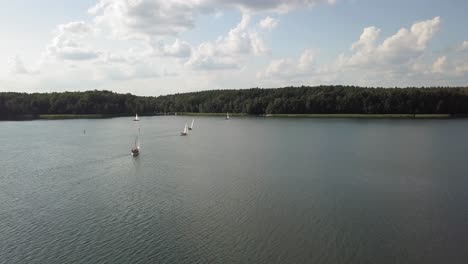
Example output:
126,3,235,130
1,86,468,118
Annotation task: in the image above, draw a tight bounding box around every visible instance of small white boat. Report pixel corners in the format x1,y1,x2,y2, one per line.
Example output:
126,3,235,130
180,123,188,136
188,119,194,130
131,136,140,157
226,112,230,120
133,113,140,121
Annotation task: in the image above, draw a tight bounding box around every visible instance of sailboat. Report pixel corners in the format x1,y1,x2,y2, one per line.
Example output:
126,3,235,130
188,119,194,130
180,123,188,136
133,113,140,121
131,136,140,157
226,112,230,120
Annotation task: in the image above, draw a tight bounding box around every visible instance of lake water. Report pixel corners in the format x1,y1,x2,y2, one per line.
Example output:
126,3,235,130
1,116,468,263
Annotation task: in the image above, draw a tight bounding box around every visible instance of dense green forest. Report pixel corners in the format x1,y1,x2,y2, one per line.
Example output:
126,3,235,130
1,86,468,118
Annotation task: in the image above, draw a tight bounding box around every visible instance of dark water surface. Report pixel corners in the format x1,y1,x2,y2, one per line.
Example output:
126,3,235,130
1,116,468,263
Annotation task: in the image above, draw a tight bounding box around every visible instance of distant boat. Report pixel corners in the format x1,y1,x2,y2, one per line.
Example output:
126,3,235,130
133,113,139,121
226,112,230,120
180,123,188,136
131,136,140,157
188,119,194,130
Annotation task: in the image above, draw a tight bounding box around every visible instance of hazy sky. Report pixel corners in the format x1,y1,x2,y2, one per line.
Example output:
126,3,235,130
1,0,467,95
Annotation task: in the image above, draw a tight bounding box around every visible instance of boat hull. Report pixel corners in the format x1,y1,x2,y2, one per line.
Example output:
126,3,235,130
180,132,188,136
131,148,140,157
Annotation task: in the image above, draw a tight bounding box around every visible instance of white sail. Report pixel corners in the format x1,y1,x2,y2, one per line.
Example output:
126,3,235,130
135,113,139,120
184,123,188,134
131,135,140,156
226,112,230,119
190,119,194,129
134,136,140,149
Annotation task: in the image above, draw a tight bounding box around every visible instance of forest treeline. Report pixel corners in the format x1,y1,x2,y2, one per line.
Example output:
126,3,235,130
1,86,468,117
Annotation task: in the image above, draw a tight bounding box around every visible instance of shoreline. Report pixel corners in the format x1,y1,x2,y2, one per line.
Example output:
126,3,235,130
0,113,461,121
0,114,152,121
266,114,452,119
178,113,454,119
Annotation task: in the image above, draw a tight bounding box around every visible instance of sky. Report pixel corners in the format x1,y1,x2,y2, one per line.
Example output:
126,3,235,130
1,0,467,96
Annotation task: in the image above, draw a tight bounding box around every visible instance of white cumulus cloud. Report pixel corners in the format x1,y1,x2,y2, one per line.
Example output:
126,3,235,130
89,0,202,38
88,0,335,40
459,40,468,51
339,17,441,68
258,49,316,80
257,17,453,87
47,21,101,61
187,14,267,70
259,16,279,31
213,0,336,13
432,56,447,73
154,39,192,58
8,56,38,75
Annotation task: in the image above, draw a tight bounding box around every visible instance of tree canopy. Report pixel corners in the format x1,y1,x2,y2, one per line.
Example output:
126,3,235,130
1,86,468,118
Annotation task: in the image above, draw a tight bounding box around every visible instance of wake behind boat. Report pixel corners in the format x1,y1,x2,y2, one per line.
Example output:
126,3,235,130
180,123,188,136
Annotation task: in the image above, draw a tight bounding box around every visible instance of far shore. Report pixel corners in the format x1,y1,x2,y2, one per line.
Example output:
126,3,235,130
1,113,462,121
1,114,135,121
178,112,455,119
